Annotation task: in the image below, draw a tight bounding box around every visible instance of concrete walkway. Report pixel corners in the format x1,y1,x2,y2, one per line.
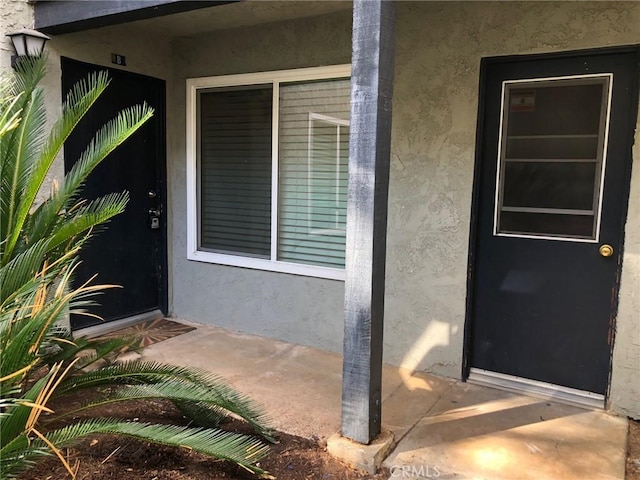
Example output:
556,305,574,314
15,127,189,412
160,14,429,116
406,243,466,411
141,322,628,480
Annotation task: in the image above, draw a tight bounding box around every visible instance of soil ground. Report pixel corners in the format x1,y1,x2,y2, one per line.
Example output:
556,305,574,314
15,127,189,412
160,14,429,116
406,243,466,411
19,391,388,480
17,388,640,480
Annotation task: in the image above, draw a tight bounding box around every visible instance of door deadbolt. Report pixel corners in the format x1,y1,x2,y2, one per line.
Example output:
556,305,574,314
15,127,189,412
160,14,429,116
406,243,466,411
148,207,161,230
599,244,614,257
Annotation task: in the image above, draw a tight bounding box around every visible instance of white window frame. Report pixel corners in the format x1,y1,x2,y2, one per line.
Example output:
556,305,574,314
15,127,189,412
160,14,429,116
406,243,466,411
307,112,350,236
186,64,351,281
492,73,613,243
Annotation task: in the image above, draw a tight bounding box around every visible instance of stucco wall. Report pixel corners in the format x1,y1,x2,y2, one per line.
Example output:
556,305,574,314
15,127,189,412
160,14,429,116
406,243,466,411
611,103,640,418
389,1,640,416
389,0,640,390
168,11,353,352
43,24,172,129
0,0,32,72
168,2,639,416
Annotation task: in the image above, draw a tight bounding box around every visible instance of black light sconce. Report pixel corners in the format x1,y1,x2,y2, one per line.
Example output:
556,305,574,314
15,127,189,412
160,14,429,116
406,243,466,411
6,29,50,69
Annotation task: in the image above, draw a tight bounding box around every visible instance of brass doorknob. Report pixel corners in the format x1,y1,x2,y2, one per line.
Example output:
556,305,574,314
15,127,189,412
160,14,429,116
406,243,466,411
599,244,614,257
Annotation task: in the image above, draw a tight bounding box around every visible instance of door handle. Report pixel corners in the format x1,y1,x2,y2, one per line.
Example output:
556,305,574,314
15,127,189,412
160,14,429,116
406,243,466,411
149,208,161,217
599,244,614,257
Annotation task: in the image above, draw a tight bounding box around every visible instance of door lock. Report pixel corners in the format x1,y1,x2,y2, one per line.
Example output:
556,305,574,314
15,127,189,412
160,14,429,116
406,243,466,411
599,244,614,257
148,208,161,230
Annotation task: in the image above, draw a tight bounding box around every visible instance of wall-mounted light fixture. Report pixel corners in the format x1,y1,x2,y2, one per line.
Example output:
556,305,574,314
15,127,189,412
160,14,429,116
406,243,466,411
6,29,50,69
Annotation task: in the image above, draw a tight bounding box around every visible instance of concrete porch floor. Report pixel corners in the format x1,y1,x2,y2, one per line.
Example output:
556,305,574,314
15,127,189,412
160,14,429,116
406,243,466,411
141,322,628,480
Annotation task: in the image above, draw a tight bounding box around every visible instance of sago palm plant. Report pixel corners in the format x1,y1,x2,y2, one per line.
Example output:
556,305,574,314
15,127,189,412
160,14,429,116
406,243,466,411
0,58,273,479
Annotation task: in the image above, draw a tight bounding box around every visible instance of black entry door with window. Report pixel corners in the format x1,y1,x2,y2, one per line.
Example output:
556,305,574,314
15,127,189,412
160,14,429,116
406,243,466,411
62,58,167,330
469,47,639,395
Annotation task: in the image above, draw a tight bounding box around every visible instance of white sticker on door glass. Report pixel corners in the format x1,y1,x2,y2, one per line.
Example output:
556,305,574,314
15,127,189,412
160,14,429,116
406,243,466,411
494,75,612,241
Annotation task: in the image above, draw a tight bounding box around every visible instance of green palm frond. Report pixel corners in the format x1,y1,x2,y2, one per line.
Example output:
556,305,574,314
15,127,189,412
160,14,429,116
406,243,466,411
7,72,111,256
0,361,76,479
55,360,239,394
42,334,139,370
45,191,129,253
0,57,48,260
2,418,271,479
0,247,79,318
0,360,65,448
36,71,110,190
65,361,273,434
0,271,75,381
0,380,44,444
54,363,273,440
18,103,151,255
0,446,46,479
174,400,229,428
2,67,109,258
1,87,48,263
11,54,47,95
0,91,23,139
0,238,51,302
55,419,270,474
62,103,153,202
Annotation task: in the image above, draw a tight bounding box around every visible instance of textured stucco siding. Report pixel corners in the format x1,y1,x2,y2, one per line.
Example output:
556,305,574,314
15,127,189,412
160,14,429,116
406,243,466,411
389,2,640,407
168,2,640,416
611,103,640,418
388,1,640,416
0,0,33,72
168,11,353,352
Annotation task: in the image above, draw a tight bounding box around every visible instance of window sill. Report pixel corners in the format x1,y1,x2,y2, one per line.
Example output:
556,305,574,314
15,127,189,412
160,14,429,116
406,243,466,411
187,249,346,281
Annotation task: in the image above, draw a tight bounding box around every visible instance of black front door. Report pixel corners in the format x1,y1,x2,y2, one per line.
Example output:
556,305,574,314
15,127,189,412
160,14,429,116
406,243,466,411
469,47,639,395
62,58,167,330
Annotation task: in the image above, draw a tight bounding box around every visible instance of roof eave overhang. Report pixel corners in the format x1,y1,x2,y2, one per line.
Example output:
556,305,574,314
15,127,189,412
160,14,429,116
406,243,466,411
34,0,238,35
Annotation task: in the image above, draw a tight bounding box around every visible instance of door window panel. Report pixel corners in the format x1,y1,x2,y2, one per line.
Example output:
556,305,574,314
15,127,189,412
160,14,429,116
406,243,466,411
499,212,595,238
495,76,611,240
502,162,597,211
505,136,600,159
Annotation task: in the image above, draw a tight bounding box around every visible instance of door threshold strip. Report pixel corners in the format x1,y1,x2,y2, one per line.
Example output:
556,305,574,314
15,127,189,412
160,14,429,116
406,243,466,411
468,368,605,410
73,309,163,338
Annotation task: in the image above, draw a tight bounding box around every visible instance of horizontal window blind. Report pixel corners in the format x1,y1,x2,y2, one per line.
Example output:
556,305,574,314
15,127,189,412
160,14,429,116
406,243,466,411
278,80,351,268
198,86,272,257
